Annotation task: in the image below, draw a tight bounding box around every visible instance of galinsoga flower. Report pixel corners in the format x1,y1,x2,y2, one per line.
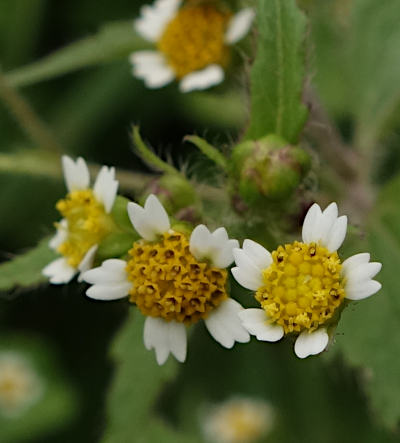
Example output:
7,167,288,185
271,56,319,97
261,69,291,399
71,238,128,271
43,156,119,284
82,194,250,364
0,352,43,417
130,0,255,92
203,396,274,443
232,203,382,359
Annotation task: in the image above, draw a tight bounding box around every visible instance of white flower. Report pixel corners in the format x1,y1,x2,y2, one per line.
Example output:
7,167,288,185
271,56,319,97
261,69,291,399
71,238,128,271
0,352,43,418
131,0,255,92
232,202,382,359
82,194,249,365
43,156,119,284
202,396,274,443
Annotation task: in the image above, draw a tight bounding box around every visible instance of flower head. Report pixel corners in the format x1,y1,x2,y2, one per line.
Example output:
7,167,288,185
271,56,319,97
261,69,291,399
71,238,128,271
82,194,250,364
131,0,255,92
232,203,382,359
202,396,274,443
0,352,43,418
43,156,119,284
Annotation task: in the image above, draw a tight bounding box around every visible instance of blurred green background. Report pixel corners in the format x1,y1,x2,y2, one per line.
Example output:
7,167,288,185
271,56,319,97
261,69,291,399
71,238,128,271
1,0,400,442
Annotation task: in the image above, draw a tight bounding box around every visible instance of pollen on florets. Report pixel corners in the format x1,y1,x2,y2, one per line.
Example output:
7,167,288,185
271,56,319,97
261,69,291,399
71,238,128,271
158,4,231,78
56,190,113,268
256,241,345,334
126,231,228,324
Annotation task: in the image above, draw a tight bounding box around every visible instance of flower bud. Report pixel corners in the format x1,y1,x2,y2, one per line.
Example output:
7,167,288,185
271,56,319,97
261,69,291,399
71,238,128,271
231,135,311,204
141,174,200,220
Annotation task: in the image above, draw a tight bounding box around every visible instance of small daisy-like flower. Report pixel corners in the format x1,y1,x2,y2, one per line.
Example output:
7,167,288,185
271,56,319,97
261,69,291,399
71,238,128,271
43,156,119,284
130,0,255,92
232,203,382,359
0,352,43,418
203,396,274,443
82,194,250,364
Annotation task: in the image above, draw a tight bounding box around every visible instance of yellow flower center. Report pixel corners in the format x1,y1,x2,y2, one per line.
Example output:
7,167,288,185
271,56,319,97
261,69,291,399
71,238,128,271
126,231,228,325
56,190,113,268
256,241,345,334
158,4,231,78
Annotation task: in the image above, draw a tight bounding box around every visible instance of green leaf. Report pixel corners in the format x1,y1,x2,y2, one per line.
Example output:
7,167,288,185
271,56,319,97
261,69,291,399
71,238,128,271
4,21,147,88
101,311,198,443
335,174,400,429
245,0,308,143
0,237,56,292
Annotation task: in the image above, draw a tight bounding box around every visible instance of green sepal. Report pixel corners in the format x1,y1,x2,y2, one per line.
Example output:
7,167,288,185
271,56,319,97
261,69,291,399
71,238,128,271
110,195,133,232
96,231,138,263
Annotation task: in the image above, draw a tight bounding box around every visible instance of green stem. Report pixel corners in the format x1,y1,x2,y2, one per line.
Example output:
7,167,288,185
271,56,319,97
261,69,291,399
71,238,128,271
0,71,62,153
132,126,178,175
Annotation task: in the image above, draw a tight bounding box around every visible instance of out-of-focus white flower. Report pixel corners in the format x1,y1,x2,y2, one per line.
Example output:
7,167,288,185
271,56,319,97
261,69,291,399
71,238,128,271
130,0,255,92
43,156,118,284
0,352,43,418
82,194,250,365
232,202,382,359
203,396,274,443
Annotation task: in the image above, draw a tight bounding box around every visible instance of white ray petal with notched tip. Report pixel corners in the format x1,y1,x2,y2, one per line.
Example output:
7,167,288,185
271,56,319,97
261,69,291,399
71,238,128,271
294,328,329,359
130,51,175,88
62,155,90,192
134,0,182,42
93,166,119,213
49,219,68,250
225,8,255,44
42,257,76,284
143,317,187,365
127,194,171,241
179,65,224,93
204,299,250,348
238,309,284,342
82,259,132,301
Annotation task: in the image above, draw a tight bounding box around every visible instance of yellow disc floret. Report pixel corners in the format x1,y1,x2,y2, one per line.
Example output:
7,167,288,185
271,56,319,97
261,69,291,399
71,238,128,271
126,231,228,325
158,4,231,78
256,241,345,334
56,190,113,268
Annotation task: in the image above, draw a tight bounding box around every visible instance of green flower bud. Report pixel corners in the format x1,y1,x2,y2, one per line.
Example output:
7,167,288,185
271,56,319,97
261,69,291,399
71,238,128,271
141,174,199,217
231,134,311,204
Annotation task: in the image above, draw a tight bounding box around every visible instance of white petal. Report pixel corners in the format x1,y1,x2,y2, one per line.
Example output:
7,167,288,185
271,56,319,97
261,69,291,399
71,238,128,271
62,155,90,192
233,249,264,286
127,203,156,241
143,317,186,365
204,299,250,348
294,328,329,359
231,267,262,291
143,317,170,365
302,203,322,243
49,219,68,250
130,51,175,88
42,258,76,284
325,215,347,252
345,280,382,301
341,253,370,273
189,225,212,261
86,282,132,301
225,8,255,44
93,166,118,213
314,202,338,245
167,321,187,363
344,262,382,285
179,65,224,93
212,239,239,269
238,309,284,342
144,194,171,233
134,0,181,42
242,239,272,270
83,259,129,284
210,227,229,246
77,245,98,280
